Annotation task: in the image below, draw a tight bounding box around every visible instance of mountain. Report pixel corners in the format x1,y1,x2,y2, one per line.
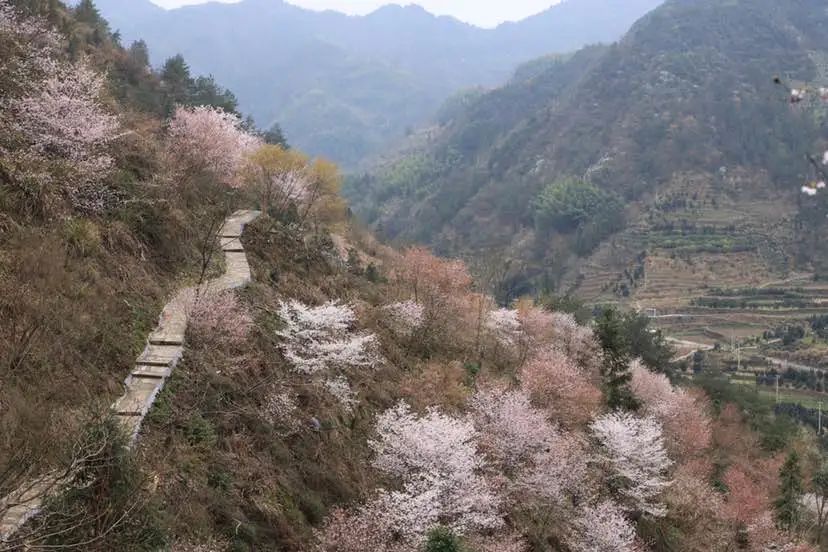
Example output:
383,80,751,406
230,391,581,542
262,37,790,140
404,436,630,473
348,0,828,305
94,0,664,167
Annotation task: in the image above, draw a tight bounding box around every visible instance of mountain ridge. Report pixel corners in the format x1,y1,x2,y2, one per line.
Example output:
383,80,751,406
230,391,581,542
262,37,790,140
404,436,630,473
346,0,828,303
94,0,664,166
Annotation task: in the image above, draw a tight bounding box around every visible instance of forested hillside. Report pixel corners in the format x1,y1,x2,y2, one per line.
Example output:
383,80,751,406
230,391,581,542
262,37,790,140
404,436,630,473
93,0,663,167
6,0,828,551
348,0,828,303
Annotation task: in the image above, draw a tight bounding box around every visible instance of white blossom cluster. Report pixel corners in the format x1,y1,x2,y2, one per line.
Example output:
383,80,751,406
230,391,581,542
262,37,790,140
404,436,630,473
484,308,522,346
369,401,503,542
568,500,639,552
590,411,672,517
383,300,425,335
276,300,380,375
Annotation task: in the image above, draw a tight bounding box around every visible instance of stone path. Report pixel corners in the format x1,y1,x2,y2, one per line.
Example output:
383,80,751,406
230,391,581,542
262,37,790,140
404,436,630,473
0,210,260,542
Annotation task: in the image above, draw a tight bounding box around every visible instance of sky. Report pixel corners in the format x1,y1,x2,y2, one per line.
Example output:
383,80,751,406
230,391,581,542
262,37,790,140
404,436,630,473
148,0,560,28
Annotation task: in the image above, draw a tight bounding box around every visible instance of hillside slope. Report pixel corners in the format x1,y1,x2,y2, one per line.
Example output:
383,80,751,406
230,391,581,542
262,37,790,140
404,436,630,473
3,2,828,551
348,0,828,304
94,0,664,167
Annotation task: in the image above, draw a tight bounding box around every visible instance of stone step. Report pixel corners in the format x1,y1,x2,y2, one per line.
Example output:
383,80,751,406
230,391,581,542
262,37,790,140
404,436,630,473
136,344,183,367
132,363,171,379
220,237,244,252
112,376,163,417
0,210,261,542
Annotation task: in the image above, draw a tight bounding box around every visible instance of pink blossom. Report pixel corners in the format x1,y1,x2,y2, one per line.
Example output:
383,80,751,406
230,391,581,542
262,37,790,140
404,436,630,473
324,375,358,411
11,62,120,179
167,105,261,187
383,300,425,335
189,289,253,345
630,360,712,455
520,346,602,426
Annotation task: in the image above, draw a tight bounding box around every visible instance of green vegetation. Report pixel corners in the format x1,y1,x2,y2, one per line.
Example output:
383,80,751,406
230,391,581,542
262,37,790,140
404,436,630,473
351,0,827,296
595,308,639,410
775,451,804,531
533,177,624,254
95,0,662,167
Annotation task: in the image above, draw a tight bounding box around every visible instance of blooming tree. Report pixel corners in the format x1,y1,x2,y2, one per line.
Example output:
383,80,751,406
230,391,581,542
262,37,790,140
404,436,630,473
167,105,261,187
484,308,522,347
469,386,587,504
395,247,473,307
324,375,358,411
721,466,769,525
244,145,312,215
189,289,253,345
591,411,672,516
276,300,380,374
368,401,502,541
383,300,425,336
316,504,410,552
520,346,602,426
567,500,639,552
470,387,555,470
11,62,120,175
630,360,712,456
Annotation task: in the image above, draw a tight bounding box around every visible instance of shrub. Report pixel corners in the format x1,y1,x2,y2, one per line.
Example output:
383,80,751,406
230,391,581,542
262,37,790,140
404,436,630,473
424,527,465,552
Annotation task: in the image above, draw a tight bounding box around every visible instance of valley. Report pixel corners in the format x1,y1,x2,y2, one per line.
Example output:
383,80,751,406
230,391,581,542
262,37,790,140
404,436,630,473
4,0,828,550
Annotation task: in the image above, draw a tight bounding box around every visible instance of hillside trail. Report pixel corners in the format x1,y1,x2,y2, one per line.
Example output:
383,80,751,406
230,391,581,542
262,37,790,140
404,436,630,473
0,210,260,544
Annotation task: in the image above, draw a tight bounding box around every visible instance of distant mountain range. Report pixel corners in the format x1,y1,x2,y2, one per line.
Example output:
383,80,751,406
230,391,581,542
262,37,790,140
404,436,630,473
95,0,664,166
346,0,828,301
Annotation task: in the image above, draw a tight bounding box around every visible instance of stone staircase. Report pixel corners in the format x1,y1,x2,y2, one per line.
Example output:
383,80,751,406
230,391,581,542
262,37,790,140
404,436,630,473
0,209,260,542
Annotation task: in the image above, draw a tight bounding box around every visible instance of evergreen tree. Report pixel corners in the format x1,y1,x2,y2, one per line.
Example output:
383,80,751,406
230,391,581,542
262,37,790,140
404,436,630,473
264,122,289,148
595,308,638,410
774,450,804,531
812,463,828,543
160,54,193,113
127,40,150,68
74,0,102,26
424,526,464,552
191,75,239,114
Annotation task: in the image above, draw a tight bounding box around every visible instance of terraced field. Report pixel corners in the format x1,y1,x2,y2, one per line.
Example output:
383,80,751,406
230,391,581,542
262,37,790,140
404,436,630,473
559,170,828,350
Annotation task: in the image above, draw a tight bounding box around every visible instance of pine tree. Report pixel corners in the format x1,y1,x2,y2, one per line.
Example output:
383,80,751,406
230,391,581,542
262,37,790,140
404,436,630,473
424,526,465,552
595,308,638,410
127,40,150,68
774,450,804,531
812,463,828,543
160,54,193,113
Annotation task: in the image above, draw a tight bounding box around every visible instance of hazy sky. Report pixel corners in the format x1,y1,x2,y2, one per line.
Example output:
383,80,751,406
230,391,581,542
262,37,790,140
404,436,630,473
148,0,560,28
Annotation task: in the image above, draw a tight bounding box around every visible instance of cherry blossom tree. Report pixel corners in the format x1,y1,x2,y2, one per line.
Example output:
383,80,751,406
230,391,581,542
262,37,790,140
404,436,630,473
469,386,587,506
316,504,411,552
244,145,311,216
546,311,602,370
591,411,672,517
467,533,528,552
470,387,552,470
167,105,261,187
188,289,253,345
10,61,120,184
520,346,602,426
276,299,380,374
369,401,503,541
484,308,522,347
324,375,358,411
383,300,425,336
567,500,640,552
630,360,712,456
721,466,769,526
